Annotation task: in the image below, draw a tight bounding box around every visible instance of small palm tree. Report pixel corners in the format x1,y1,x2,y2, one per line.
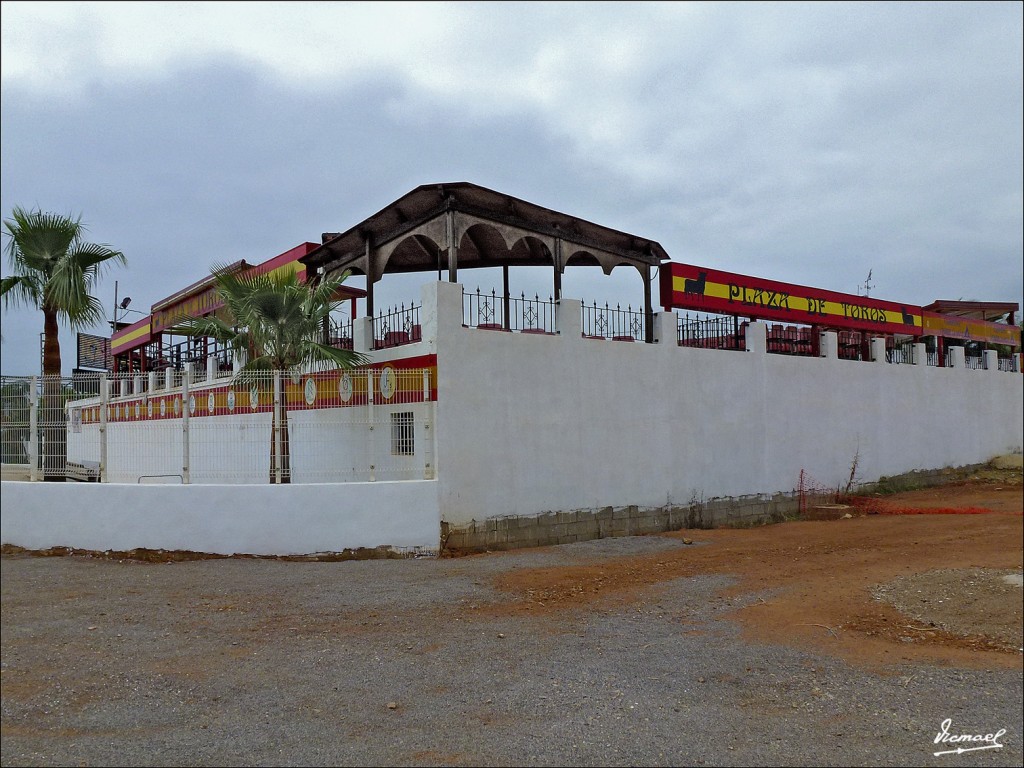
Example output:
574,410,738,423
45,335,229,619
176,265,367,483
2,208,125,480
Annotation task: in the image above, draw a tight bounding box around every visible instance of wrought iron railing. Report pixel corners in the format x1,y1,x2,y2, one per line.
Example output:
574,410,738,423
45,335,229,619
327,317,354,350
581,300,645,341
462,288,556,334
373,304,421,349
677,313,745,350
965,355,984,370
998,356,1020,372
886,340,916,365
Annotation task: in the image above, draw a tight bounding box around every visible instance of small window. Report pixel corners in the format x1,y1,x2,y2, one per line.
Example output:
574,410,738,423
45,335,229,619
391,411,415,455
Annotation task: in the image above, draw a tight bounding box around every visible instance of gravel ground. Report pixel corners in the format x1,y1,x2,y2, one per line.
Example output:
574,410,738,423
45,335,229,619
2,535,1022,767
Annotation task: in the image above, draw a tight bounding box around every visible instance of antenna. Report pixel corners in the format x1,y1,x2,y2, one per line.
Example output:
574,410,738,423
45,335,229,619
858,269,874,298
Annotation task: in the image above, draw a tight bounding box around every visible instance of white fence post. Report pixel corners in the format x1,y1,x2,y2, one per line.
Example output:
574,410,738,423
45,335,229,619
182,366,191,484
29,376,39,482
422,368,435,480
99,373,108,483
367,369,376,482
273,370,283,484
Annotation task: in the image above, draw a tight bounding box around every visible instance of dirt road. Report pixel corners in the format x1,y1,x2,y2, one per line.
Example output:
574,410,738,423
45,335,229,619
2,469,1021,766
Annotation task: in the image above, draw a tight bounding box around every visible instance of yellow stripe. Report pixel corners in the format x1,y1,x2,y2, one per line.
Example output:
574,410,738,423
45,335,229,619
673,276,920,327
111,322,151,352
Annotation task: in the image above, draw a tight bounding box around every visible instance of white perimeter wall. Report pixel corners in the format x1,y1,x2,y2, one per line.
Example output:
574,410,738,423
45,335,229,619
0,480,440,555
425,281,1024,525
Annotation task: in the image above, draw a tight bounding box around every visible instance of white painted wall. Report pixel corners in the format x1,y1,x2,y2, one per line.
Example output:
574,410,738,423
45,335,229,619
66,386,433,484
0,480,440,554
26,278,1022,556
425,281,1024,524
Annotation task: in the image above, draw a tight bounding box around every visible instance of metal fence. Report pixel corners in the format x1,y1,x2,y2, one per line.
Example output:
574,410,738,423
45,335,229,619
463,288,557,334
580,300,645,341
373,305,422,349
964,354,985,370
1,368,435,484
327,316,354,349
886,339,916,365
998,356,1020,373
677,313,745,351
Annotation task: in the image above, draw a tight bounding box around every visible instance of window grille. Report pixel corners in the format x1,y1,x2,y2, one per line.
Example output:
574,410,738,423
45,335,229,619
391,411,415,455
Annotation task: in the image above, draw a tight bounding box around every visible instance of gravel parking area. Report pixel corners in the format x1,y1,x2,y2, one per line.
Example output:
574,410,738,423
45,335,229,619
2,525,1022,767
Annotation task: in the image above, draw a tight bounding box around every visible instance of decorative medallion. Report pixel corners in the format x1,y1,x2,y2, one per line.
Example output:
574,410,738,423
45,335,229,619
338,372,353,403
379,366,396,400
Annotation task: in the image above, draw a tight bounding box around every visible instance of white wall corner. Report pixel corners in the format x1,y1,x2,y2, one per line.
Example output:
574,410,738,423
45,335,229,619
745,321,767,354
434,279,465,334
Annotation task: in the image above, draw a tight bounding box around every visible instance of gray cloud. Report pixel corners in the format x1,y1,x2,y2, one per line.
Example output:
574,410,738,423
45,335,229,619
2,2,1021,375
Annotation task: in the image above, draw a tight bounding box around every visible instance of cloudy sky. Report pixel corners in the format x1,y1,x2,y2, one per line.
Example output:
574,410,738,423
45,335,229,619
1,1,1021,375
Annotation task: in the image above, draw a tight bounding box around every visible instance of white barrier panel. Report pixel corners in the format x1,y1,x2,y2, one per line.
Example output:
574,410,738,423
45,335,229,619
0,480,440,555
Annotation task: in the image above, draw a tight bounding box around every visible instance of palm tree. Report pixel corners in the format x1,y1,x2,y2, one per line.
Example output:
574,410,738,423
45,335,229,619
175,265,367,483
2,208,125,481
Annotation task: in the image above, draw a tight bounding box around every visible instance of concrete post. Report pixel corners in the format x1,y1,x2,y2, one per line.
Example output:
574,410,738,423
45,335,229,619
207,355,217,381
165,367,174,391
745,321,767,354
652,311,677,347
983,350,998,372
870,337,887,363
148,371,157,394
947,346,965,368
353,317,374,354
819,331,838,360
913,342,926,366
133,375,143,395
233,349,246,376
556,298,582,339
